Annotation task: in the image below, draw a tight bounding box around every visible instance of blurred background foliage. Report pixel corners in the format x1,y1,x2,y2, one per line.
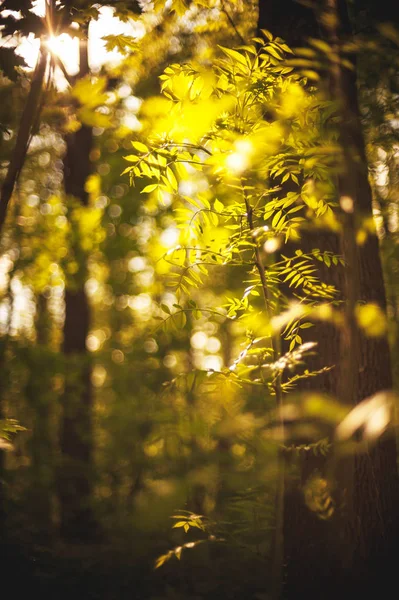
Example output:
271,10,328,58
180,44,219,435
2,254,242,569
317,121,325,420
1,1,399,599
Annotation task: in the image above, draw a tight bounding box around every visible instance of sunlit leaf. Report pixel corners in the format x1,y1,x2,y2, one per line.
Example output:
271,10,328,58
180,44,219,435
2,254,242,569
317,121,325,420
335,391,396,444
355,303,387,337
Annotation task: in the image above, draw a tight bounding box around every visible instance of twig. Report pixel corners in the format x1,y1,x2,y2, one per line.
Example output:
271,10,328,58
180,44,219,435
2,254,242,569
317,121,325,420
0,47,48,236
220,0,245,44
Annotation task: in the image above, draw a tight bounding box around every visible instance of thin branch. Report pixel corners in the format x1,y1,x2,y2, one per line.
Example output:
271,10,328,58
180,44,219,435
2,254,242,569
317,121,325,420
242,182,284,600
51,54,75,86
154,308,230,333
0,47,48,236
220,0,245,44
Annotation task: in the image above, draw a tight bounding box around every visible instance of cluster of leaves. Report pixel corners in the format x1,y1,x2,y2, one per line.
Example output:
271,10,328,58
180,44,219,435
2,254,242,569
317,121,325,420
124,32,343,391
126,28,391,365
0,418,26,450
118,29,399,564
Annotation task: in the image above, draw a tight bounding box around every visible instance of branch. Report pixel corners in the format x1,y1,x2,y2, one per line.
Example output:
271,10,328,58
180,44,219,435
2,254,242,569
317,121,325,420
0,47,48,236
51,54,75,86
220,0,245,43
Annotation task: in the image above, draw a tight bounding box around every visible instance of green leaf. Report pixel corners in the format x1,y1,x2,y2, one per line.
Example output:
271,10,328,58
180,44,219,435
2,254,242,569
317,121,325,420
170,0,188,16
174,311,187,328
72,76,108,109
214,198,224,212
166,166,178,191
77,107,112,128
141,184,158,193
355,303,387,337
131,141,149,153
120,167,133,176
102,34,138,54
264,46,282,60
272,210,282,228
172,521,187,528
218,46,248,67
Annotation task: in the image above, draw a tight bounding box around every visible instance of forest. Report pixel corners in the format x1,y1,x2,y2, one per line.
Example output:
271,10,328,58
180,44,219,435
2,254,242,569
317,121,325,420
1,0,399,598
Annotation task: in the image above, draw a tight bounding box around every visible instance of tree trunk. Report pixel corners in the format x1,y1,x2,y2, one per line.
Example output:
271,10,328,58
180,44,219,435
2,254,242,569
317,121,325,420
58,32,97,542
257,0,399,597
0,271,16,538
0,338,7,536
25,294,55,541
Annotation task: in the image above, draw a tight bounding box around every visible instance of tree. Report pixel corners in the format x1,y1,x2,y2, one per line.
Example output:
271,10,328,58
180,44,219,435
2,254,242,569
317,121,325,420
123,0,399,596
0,0,143,542
57,26,96,541
257,0,399,596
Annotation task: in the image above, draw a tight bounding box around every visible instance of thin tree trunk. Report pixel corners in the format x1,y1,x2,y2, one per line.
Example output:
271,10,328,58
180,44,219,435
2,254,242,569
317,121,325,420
0,48,47,235
0,338,7,535
0,275,16,538
58,32,97,542
0,34,47,545
25,294,55,541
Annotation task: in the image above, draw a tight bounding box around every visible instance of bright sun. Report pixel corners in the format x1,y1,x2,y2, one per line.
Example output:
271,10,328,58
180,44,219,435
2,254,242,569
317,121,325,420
17,6,145,87
46,34,79,73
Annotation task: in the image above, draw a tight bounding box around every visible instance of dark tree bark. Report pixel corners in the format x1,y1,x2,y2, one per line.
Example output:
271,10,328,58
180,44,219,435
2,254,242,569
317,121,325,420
22,294,57,541
0,271,16,538
0,339,7,537
58,33,97,542
257,0,399,597
0,48,47,235
0,36,47,547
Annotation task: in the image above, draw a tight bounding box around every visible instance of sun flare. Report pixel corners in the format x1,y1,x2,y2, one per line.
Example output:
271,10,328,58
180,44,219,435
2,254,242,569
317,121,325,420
46,33,79,73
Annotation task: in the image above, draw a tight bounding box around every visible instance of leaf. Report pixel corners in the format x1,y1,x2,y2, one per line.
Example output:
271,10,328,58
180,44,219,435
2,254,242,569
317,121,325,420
131,141,149,153
77,107,112,128
166,166,178,192
173,521,187,528
141,184,158,193
264,45,282,60
121,166,133,176
0,47,27,81
184,196,202,209
272,210,282,228
154,553,170,569
170,0,188,16
214,198,224,212
335,392,395,444
218,46,248,67
260,29,273,42
72,76,108,109
355,303,387,337
102,34,138,54
174,311,187,328
0,438,13,451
